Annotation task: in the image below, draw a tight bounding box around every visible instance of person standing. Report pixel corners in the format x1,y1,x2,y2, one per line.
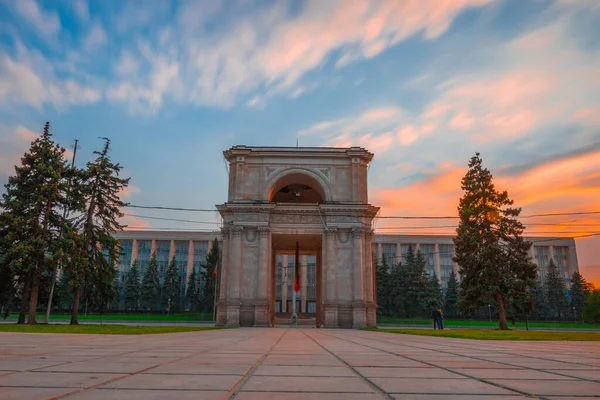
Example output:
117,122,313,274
431,307,440,329
437,307,444,330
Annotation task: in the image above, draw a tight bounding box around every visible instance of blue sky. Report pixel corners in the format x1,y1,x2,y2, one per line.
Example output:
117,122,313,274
0,0,599,281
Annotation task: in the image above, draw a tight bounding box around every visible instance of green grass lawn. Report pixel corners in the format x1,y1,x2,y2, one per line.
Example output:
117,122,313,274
0,324,226,335
376,316,600,329
5,313,214,321
368,328,600,341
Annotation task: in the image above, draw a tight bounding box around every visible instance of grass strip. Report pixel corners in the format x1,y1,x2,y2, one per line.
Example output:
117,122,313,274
367,328,600,341
0,324,227,335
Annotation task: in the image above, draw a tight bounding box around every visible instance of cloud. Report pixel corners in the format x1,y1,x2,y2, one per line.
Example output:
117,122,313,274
83,22,108,48
6,0,61,39
119,185,142,198
0,44,101,109
73,0,90,22
106,0,495,112
120,215,150,230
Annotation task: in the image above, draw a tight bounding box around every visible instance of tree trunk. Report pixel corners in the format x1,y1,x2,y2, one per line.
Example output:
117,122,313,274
27,273,40,325
495,293,509,330
18,275,31,324
71,286,81,325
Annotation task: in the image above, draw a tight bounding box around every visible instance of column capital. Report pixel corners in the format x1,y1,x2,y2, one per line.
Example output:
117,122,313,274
231,226,244,236
257,226,270,237
364,229,374,239
325,228,338,237
351,227,364,239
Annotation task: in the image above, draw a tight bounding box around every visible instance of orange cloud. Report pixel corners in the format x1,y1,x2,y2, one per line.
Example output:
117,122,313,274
121,215,150,230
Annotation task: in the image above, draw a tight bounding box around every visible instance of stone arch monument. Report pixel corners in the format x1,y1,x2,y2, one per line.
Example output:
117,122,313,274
216,146,379,328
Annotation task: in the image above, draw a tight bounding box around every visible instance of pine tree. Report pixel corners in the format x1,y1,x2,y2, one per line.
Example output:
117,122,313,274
570,271,592,322
444,272,459,318
544,259,568,318
140,253,160,311
389,261,407,317
185,270,200,312
426,274,443,311
583,289,600,323
70,138,129,324
163,256,181,313
453,153,537,330
201,239,219,313
0,122,74,324
124,260,141,311
375,260,391,316
530,279,551,319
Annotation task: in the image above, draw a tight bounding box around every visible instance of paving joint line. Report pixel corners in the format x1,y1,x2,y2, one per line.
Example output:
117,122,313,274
225,329,288,400
51,330,261,399
353,330,600,384
319,330,546,400
302,329,394,400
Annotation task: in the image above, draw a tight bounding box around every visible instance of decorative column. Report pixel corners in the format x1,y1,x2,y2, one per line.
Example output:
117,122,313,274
216,228,230,326
226,226,243,327
377,243,383,266
254,227,270,326
186,240,194,288
301,255,308,313
364,229,376,327
324,228,338,328
151,240,157,257
433,243,441,283
396,243,401,266
169,240,176,263
131,239,139,264
352,228,366,328
282,255,288,313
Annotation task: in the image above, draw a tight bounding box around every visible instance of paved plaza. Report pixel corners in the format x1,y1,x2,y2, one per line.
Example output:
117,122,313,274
1,328,599,399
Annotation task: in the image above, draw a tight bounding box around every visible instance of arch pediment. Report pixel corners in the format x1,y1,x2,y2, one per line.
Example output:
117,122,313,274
265,167,331,203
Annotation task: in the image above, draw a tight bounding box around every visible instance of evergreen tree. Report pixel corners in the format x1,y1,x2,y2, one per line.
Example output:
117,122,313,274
444,272,459,318
55,269,75,311
0,122,75,324
70,138,129,324
163,256,181,313
453,153,537,330
426,274,443,311
140,253,160,311
389,261,407,317
124,260,141,311
201,239,220,313
530,279,552,319
545,259,568,318
375,260,391,315
185,270,200,312
570,271,592,322
583,289,600,323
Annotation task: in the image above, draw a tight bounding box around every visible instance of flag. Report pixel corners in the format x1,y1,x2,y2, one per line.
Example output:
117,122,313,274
294,241,300,293
212,266,217,279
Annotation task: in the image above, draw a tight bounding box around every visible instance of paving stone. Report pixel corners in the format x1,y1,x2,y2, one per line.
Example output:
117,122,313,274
0,387,78,400
356,367,464,379
38,361,161,374
0,371,125,388
487,379,600,396
101,373,241,390
143,363,250,375
64,388,226,400
369,377,517,395
242,376,374,393
450,368,577,380
253,365,355,377
542,369,600,381
235,393,384,400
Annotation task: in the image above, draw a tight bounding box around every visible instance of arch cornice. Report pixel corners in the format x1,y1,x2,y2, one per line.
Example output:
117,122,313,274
264,167,331,202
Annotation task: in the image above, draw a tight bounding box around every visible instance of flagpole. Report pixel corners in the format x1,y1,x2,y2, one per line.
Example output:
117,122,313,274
292,241,299,325
212,261,218,322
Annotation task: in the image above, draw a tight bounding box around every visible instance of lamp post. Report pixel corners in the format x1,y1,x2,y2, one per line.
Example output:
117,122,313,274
488,304,492,322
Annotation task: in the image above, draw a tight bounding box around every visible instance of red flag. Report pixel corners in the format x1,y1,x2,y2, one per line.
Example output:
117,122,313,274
294,241,300,293
212,266,217,279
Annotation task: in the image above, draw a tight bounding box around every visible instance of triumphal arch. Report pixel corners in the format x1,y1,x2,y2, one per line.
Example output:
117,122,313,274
215,146,379,328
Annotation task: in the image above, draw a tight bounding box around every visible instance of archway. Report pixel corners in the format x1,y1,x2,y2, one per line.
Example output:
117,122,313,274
268,171,327,204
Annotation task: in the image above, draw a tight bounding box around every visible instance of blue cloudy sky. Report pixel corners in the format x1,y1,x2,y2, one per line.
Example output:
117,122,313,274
0,0,599,282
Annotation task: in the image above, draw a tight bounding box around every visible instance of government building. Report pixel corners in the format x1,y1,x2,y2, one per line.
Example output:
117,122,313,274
114,146,579,328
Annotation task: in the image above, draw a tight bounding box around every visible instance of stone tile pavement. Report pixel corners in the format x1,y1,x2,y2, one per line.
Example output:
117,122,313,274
0,328,599,399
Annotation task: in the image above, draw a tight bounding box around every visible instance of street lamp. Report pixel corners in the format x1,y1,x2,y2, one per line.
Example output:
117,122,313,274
488,304,492,322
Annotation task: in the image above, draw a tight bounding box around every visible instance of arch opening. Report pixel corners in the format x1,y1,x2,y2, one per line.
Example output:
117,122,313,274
268,172,326,204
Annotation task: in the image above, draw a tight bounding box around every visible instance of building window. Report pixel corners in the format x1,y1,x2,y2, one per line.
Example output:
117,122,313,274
307,256,316,301
439,244,454,287
118,240,132,275
400,244,415,265
175,241,188,296
193,241,208,295
382,244,396,267
156,241,170,277
553,246,569,278
534,246,550,281
137,240,152,277
419,244,435,277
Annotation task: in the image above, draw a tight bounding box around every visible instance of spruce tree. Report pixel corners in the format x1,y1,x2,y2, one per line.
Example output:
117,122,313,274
453,153,537,330
426,274,443,311
545,259,568,318
444,272,459,318
140,253,160,311
375,260,391,316
185,270,200,312
390,261,407,317
124,260,141,311
163,256,181,313
70,138,129,324
0,122,74,324
530,279,551,319
570,271,592,322
201,239,219,313
583,289,600,323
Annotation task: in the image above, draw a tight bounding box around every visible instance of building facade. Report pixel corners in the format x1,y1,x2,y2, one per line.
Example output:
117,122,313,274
114,146,579,328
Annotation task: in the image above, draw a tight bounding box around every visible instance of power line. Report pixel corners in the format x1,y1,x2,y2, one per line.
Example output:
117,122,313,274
123,213,221,225
123,203,600,220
